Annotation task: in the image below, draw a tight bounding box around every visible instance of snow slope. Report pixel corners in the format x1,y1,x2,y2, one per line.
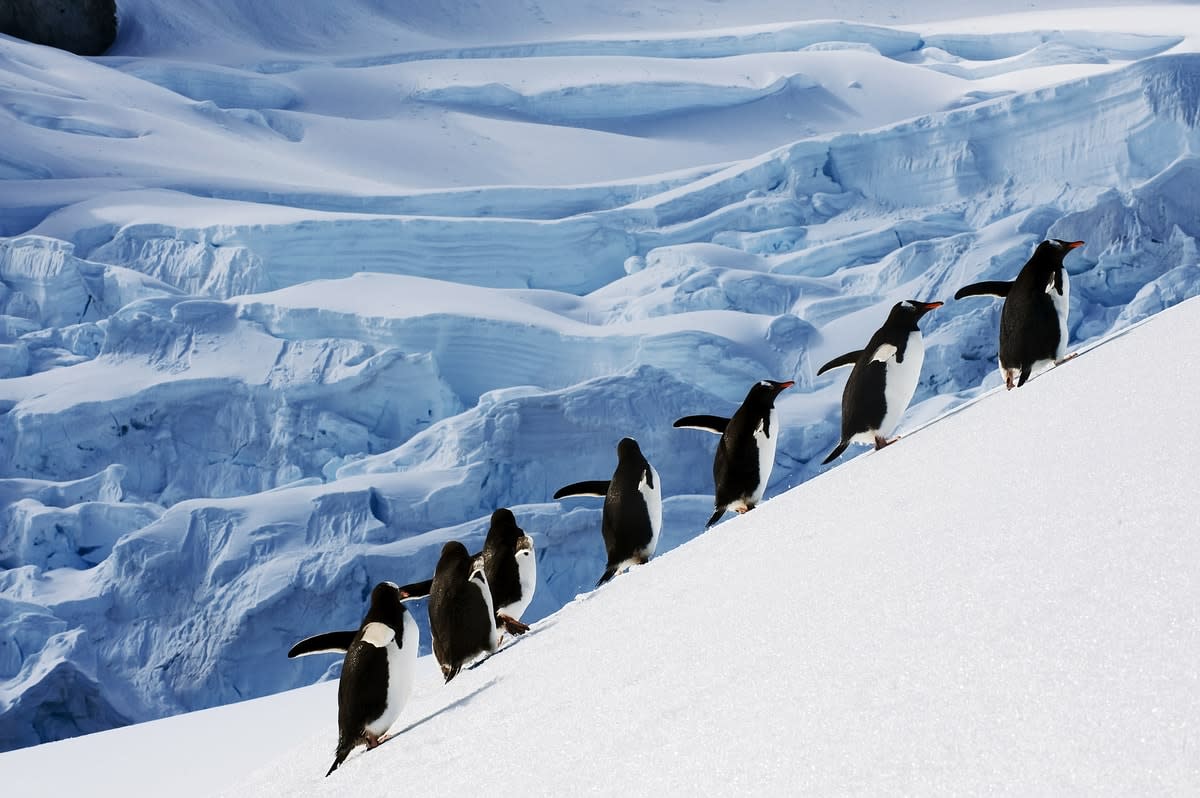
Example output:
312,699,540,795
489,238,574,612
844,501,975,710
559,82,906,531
3,0,1200,750
3,295,1198,797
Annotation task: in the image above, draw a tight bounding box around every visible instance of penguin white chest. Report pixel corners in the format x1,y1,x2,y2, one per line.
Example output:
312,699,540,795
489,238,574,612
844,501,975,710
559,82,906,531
499,543,537,621
1049,269,1070,360
364,613,418,737
749,408,778,505
637,465,663,560
879,331,924,439
471,568,500,653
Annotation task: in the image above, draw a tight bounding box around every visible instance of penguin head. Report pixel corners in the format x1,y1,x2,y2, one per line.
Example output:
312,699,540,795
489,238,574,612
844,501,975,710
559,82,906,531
889,299,942,329
486,507,526,550
436,540,474,579
746,379,794,405
616,437,644,461
365,581,408,627
1032,239,1085,268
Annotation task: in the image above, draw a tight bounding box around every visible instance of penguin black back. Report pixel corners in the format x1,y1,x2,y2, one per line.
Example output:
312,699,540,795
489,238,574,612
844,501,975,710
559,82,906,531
428,540,497,683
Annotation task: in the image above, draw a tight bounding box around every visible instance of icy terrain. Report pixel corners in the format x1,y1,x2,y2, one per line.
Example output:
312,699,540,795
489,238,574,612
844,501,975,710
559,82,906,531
2,0,1200,750
3,295,1199,796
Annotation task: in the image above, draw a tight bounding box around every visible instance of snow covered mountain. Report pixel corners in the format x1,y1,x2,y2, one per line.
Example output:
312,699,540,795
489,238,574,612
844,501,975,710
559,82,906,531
2,0,1199,751
4,294,1198,797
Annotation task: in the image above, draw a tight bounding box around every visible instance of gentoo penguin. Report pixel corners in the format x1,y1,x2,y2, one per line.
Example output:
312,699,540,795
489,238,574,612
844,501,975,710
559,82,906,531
674,379,793,527
955,239,1084,389
397,509,536,636
325,582,418,777
553,437,662,586
428,540,498,683
818,300,941,464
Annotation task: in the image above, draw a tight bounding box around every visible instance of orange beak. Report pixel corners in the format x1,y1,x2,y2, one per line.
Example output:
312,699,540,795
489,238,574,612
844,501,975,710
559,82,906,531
920,301,944,311
1066,240,1085,249
779,380,795,389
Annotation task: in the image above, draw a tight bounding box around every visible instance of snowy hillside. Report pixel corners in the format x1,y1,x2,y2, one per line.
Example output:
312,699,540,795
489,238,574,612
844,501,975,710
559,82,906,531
4,295,1198,796
3,0,1200,751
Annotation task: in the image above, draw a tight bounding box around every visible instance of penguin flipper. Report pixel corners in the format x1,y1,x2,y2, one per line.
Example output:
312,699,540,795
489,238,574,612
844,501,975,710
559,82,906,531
822,439,850,465
954,280,1012,300
672,415,729,434
816,350,863,375
397,578,433,599
287,630,357,658
553,480,610,499
704,507,725,528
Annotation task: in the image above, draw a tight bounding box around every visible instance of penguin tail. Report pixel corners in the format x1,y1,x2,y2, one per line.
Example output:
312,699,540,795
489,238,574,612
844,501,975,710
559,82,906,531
326,738,354,777
704,507,725,528
822,439,849,465
596,565,619,586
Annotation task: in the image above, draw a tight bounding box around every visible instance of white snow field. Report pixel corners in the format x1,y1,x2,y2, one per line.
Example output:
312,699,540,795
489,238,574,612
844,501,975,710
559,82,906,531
4,295,1199,796
2,0,1200,763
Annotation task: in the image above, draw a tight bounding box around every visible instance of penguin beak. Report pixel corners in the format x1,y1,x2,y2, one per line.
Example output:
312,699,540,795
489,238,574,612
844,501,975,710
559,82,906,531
1066,240,1085,250
779,380,795,389
917,301,943,315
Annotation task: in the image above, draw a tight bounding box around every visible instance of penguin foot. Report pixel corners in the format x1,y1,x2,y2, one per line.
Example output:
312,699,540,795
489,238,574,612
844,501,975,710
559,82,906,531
497,613,530,636
1005,372,1015,390
366,734,381,750
873,435,893,450
1055,352,1078,365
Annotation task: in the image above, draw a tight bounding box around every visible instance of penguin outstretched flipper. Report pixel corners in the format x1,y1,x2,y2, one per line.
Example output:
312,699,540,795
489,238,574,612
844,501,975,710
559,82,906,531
817,350,863,375
954,280,1012,300
288,630,357,658
397,578,433,599
553,480,610,499
672,415,730,434
704,507,725,529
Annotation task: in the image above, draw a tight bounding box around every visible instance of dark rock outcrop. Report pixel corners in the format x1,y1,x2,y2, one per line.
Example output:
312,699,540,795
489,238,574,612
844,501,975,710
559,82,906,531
0,0,118,56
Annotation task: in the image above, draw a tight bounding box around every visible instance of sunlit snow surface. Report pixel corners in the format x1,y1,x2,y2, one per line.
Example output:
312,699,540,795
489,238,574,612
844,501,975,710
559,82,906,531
2,0,1200,755
5,295,1199,796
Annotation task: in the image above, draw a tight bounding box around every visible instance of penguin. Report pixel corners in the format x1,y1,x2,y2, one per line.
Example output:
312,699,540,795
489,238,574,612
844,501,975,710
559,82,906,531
325,582,418,777
428,540,498,683
954,239,1084,389
553,437,662,586
674,379,793,528
818,300,942,464
396,509,536,636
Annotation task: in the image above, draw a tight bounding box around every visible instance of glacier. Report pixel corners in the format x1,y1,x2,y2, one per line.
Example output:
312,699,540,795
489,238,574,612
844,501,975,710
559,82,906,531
2,0,1200,751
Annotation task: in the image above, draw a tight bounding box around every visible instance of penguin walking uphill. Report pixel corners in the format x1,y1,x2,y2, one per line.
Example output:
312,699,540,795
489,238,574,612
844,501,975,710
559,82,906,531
674,379,794,528
553,437,662,586
818,300,942,464
324,582,418,777
955,238,1085,390
428,540,499,683
396,508,536,637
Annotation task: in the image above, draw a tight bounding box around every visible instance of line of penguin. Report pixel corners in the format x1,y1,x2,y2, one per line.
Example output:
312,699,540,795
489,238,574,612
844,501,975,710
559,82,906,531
288,237,1085,776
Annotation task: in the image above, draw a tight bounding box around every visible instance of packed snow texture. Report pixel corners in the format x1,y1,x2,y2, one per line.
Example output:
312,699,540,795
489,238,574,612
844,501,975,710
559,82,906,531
2,0,1200,750
2,295,1198,796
